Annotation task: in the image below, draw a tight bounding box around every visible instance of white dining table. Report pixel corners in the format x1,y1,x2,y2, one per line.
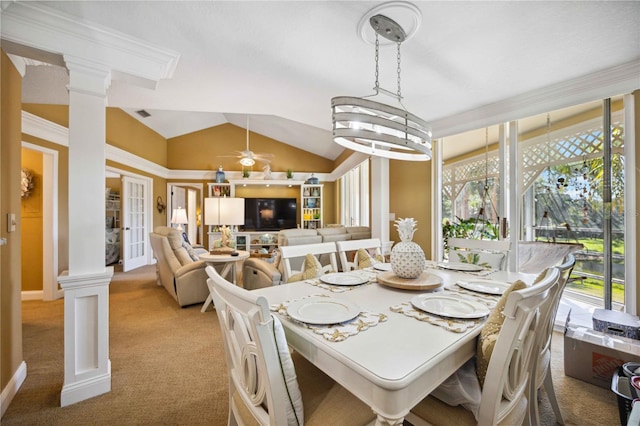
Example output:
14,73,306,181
252,265,536,425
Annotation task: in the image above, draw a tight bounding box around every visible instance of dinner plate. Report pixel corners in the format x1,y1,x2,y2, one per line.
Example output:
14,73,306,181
373,263,392,271
320,272,369,286
437,262,485,272
410,294,490,319
287,296,360,325
457,279,511,295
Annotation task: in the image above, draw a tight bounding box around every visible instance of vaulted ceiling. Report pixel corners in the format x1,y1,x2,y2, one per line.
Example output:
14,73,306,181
4,1,640,161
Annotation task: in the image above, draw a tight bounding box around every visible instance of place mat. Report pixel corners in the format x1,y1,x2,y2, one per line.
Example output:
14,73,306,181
427,263,497,277
304,270,378,293
271,293,387,342
443,284,500,310
389,286,499,333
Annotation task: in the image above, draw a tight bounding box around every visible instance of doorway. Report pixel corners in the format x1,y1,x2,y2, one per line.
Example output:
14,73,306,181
167,183,204,246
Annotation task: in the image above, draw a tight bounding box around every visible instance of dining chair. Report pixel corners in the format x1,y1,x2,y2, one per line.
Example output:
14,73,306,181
205,266,376,425
529,254,576,425
407,267,561,426
335,238,383,271
279,242,339,283
447,237,511,270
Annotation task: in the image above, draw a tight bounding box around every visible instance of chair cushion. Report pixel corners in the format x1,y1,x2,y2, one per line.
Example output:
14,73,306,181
355,248,383,269
450,249,505,270
476,279,527,386
272,315,304,425
287,254,322,283
293,352,377,425
410,391,527,426
431,358,482,419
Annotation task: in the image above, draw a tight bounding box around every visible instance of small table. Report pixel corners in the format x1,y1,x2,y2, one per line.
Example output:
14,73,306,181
199,250,250,312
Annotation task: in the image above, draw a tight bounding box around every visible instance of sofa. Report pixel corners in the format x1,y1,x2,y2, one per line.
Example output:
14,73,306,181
242,225,372,289
277,226,371,246
149,226,210,307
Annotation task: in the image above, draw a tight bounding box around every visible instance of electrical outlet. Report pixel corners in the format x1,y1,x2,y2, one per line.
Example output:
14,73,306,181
7,213,16,232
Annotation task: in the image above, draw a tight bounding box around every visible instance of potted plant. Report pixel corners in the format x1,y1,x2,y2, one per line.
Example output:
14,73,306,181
242,168,251,178
286,169,294,179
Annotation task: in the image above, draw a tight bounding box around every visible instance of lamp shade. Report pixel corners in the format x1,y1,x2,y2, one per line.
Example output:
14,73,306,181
171,207,188,225
204,197,244,226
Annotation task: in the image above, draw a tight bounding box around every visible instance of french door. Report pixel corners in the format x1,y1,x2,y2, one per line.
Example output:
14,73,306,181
122,175,149,271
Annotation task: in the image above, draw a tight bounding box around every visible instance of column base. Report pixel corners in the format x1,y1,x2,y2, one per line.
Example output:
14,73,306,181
61,360,111,407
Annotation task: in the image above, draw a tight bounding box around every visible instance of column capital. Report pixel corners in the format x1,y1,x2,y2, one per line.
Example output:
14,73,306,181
58,267,114,290
64,55,111,97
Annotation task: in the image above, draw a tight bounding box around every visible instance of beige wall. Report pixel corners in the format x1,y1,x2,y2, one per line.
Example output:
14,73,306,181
389,161,433,259
168,123,334,173
1,49,24,396
21,148,43,291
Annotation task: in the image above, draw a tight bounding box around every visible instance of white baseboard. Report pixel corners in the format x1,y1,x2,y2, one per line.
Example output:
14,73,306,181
0,361,27,418
21,290,43,301
60,360,111,407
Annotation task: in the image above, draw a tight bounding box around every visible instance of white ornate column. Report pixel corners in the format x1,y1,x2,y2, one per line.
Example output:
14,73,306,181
58,56,114,407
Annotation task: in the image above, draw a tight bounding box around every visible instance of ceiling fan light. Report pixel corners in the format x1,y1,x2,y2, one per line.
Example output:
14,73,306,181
239,157,255,167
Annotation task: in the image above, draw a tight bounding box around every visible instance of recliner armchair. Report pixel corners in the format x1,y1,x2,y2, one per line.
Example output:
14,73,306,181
242,257,282,290
149,226,210,307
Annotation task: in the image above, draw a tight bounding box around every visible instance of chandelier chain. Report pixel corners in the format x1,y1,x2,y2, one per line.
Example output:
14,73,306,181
397,41,402,99
374,30,380,90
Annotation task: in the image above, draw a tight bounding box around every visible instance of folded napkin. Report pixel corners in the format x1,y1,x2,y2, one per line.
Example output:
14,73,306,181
304,270,377,293
270,293,387,342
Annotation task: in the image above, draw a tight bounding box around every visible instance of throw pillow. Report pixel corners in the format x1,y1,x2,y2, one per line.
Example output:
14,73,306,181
476,279,527,387
450,249,505,270
355,248,384,269
182,241,199,261
174,247,193,266
271,315,304,425
287,253,322,283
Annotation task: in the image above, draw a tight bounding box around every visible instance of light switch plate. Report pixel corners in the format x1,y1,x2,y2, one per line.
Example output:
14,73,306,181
7,213,16,232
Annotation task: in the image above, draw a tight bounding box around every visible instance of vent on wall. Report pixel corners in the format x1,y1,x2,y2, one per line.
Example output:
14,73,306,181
136,109,151,118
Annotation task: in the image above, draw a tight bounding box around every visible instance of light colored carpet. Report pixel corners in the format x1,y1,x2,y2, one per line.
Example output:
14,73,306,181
2,265,619,425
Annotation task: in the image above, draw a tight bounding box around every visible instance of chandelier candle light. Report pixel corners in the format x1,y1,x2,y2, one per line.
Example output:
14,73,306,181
331,12,432,161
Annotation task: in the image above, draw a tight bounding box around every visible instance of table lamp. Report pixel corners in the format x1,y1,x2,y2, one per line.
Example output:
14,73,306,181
171,207,189,231
205,197,245,253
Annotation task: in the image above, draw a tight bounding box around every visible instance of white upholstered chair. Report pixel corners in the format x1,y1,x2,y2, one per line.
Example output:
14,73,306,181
529,254,576,425
408,267,560,426
205,266,376,425
447,237,511,270
335,238,383,272
279,242,338,283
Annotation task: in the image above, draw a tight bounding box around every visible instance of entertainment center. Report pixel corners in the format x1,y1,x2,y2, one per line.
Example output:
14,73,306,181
206,179,324,251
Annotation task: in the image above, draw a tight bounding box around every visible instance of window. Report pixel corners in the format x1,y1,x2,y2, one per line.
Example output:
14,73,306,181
441,101,626,307
339,160,369,226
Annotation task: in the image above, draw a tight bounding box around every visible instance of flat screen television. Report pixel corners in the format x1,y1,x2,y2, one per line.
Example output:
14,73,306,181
243,198,297,231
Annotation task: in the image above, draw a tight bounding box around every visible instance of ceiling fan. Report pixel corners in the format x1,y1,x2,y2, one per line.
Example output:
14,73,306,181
220,117,274,166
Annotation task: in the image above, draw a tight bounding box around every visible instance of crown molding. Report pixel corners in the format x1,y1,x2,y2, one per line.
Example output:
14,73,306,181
432,59,640,138
105,145,170,179
22,111,69,146
22,111,348,183
1,2,179,89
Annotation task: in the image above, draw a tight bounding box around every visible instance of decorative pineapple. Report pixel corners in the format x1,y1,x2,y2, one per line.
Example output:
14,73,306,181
390,218,426,279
